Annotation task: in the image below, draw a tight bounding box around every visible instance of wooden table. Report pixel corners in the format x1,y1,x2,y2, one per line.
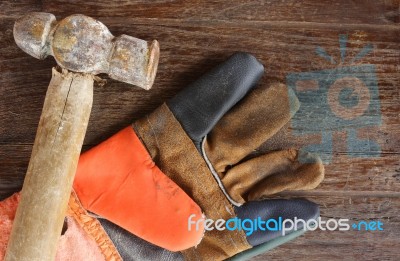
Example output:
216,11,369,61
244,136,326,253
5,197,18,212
0,1,399,260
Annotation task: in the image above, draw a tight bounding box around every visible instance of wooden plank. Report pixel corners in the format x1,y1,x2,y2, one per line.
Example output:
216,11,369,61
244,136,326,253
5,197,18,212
0,1,40,18
0,145,30,199
38,0,400,25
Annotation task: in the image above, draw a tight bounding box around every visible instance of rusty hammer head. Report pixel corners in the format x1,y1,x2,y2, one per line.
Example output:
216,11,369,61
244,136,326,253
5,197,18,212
13,12,159,90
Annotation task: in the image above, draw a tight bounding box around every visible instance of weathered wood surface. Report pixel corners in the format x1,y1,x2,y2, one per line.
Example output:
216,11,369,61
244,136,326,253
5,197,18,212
0,1,399,260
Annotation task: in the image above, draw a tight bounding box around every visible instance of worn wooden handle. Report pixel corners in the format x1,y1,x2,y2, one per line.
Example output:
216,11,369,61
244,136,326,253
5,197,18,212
5,68,93,261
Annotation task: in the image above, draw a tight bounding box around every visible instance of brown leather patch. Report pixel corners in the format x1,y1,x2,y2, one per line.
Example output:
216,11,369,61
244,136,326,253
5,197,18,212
133,104,250,261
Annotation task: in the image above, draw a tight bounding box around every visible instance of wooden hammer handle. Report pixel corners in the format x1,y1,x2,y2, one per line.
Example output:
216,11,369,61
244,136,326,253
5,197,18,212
5,68,93,261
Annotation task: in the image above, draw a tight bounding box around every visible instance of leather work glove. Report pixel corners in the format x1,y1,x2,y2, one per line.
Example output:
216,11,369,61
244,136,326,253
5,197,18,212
79,52,324,260
130,52,324,260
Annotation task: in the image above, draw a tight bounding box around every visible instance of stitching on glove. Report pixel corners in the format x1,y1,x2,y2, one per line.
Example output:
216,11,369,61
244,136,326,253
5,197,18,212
201,136,242,207
68,190,122,261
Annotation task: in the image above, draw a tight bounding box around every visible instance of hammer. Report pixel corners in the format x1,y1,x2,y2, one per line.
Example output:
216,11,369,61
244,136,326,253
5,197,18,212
6,12,159,261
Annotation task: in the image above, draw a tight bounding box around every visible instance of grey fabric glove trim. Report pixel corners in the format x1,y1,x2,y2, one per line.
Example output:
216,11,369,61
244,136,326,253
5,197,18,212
99,219,184,261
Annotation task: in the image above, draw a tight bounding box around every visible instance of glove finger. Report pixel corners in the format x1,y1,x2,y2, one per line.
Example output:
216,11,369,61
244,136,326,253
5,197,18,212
167,52,264,148
235,198,320,247
99,219,184,261
247,150,324,201
221,149,324,204
204,82,300,174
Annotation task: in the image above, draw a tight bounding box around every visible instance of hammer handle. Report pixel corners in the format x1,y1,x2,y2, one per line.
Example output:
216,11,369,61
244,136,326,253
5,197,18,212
5,68,93,261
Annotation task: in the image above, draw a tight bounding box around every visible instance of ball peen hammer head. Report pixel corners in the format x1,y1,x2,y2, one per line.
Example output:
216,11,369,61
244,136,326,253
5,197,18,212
13,12,159,90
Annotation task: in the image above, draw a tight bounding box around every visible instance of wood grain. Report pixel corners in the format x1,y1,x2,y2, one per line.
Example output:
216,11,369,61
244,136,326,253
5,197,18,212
0,0,399,260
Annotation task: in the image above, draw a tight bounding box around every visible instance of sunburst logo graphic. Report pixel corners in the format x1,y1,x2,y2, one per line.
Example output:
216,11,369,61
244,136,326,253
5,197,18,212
316,34,373,65
286,34,381,163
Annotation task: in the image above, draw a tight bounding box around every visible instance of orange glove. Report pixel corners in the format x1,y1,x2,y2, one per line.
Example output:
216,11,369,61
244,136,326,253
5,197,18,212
73,126,204,251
